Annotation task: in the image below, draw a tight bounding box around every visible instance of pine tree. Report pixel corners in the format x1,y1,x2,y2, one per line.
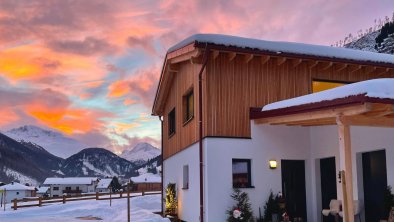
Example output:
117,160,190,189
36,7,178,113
227,189,254,222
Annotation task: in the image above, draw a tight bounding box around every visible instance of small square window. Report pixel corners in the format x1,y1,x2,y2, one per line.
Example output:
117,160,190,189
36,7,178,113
232,159,252,188
183,89,194,124
183,165,189,189
168,108,176,137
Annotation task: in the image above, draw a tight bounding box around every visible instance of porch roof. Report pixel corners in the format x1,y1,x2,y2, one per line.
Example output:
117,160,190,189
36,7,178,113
250,79,394,127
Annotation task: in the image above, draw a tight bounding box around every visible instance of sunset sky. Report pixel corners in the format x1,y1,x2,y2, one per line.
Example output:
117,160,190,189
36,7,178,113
0,0,393,154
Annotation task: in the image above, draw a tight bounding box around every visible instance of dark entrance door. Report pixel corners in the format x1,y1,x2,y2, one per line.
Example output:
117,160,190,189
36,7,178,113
281,160,307,221
362,150,387,222
320,157,337,222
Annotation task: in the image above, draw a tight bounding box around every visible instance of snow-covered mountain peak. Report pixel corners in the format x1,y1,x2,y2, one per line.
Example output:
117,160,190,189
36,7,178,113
5,125,88,158
120,142,161,164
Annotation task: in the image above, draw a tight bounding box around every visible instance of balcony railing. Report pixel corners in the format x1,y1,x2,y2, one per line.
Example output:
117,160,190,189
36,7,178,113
62,190,82,194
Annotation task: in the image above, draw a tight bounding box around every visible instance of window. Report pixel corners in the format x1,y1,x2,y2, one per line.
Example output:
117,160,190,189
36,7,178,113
183,165,189,189
65,187,71,190
312,79,348,93
168,108,176,137
76,186,79,190
16,192,19,195
53,187,59,191
232,159,252,188
183,89,194,124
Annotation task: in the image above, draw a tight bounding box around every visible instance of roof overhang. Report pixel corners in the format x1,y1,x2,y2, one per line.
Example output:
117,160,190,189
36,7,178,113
152,37,394,116
250,95,394,127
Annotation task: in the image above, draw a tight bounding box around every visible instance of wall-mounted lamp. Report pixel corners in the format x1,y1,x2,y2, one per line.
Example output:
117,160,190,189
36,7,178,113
269,159,277,169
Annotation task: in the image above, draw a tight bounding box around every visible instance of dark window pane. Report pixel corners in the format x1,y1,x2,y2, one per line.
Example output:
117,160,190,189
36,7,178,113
232,159,251,188
168,108,176,136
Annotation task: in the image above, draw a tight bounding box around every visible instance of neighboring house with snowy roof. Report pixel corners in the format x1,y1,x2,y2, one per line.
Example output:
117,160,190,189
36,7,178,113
0,182,36,203
152,34,394,222
36,186,50,197
96,178,113,193
43,177,98,197
130,173,162,192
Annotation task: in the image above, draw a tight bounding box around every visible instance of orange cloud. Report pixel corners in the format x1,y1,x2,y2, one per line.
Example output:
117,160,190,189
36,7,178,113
0,109,19,126
108,80,130,97
123,98,137,105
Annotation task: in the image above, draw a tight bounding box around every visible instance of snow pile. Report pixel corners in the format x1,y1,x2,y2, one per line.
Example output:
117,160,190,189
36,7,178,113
263,78,394,111
43,177,98,185
131,173,161,184
169,34,394,65
0,194,169,222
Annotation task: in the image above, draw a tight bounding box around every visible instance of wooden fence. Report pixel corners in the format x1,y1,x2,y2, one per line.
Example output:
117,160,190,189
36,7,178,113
11,190,161,210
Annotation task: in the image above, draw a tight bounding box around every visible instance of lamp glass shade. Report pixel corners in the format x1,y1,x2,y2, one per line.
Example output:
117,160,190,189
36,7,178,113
269,160,277,169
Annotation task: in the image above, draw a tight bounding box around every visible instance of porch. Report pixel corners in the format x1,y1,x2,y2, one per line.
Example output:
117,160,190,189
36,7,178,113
250,79,394,222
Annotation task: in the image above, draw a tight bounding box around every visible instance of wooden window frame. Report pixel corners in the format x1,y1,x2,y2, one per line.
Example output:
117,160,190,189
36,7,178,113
168,108,176,138
232,159,253,188
183,88,194,125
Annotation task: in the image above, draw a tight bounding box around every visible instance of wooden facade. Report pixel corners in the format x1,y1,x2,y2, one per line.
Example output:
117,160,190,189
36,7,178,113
154,46,394,159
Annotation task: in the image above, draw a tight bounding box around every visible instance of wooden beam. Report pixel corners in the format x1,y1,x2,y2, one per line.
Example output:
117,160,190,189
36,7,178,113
364,66,377,76
363,104,394,117
308,61,319,69
348,65,362,73
244,54,254,64
261,56,270,65
228,52,237,61
341,115,394,128
292,59,303,68
170,49,201,64
168,64,179,73
320,62,333,71
376,67,389,76
337,116,354,222
277,57,287,66
335,63,348,72
254,103,371,125
212,50,220,60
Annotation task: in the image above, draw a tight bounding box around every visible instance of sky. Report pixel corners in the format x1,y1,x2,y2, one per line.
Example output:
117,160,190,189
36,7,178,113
0,0,393,154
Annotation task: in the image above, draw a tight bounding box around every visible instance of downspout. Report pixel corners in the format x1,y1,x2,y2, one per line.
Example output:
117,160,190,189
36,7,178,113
159,116,164,214
198,44,210,222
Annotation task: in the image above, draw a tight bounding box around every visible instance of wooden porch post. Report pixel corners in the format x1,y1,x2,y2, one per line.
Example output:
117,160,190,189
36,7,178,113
337,116,354,222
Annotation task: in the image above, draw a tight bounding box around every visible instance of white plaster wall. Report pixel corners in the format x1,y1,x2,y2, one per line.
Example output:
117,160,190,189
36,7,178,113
309,125,394,222
204,124,312,222
2,190,32,203
163,142,200,221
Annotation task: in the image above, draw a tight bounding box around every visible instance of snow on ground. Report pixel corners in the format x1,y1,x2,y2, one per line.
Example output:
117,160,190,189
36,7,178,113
0,194,169,222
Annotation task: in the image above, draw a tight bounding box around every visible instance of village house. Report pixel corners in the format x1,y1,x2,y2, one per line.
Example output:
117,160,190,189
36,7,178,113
0,182,36,203
130,173,162,192
36,186,50,198
152,34,394,222
96,178,113,193
43,177,98,197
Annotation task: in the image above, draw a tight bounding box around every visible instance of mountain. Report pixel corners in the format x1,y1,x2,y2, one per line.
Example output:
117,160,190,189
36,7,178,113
120,142,161,166
0,133,64,185
345,23,394,55
60,148,138,178
4,125,87,158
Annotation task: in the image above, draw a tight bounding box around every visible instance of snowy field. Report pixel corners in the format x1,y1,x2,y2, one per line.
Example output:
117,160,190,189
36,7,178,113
0,194,170,222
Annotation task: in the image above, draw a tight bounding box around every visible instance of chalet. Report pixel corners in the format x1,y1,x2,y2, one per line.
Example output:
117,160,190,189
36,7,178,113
36,186,50,198
96,178,113,193
130,173,162,192
0,182,36,203
152,34,394,222
43,177,98,197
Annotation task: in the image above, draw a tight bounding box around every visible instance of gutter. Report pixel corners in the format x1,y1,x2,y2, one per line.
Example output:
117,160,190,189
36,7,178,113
198,45,210,222
159,116,164,214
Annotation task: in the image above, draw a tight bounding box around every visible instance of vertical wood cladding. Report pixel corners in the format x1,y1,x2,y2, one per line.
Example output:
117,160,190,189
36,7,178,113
162,52,394,159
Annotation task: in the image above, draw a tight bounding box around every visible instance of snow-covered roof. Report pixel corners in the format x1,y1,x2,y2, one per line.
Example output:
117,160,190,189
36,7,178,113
96,179,113,189
37,187,49,193
168,34,394,65
43,177,98,185
130,173,161,184
0,182,35,191
262,78,394,111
